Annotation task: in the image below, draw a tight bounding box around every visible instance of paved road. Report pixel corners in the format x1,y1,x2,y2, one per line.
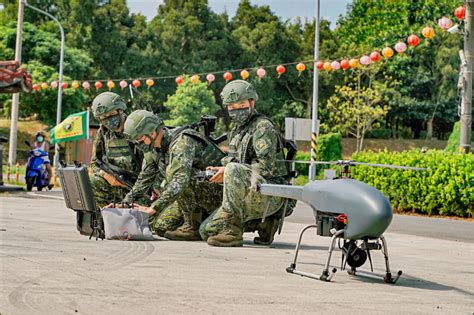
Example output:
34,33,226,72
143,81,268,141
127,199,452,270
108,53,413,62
1,193,473,314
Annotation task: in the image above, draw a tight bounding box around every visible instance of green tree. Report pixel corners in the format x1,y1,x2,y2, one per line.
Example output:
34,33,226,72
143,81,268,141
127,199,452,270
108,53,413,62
164,76,219,126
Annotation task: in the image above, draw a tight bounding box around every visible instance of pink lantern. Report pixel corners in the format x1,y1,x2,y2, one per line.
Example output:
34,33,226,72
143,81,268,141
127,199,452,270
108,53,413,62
438,16,453,30
206,73,215,83
119,80,128,89
82,81,90,90
51,81,58,89
360,55,371,65
256,68,266,78
331,61,341,70
394,41,407,53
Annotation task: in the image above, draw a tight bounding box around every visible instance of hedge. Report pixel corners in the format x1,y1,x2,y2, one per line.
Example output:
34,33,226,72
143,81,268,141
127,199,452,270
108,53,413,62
351,149,473,217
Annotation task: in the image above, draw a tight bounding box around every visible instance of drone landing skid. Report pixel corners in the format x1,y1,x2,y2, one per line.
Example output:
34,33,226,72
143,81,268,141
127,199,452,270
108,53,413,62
286,225,402,284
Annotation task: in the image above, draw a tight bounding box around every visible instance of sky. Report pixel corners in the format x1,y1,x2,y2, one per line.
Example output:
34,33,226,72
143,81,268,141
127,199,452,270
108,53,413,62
127,0,352,28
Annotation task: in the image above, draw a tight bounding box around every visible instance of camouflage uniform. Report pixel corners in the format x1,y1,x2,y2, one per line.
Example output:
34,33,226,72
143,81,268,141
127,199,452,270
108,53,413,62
123,110,224,240
204,80,289,247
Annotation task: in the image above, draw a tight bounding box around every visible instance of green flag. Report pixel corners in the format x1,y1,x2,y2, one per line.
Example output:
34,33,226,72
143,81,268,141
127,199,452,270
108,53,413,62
50,111,89,144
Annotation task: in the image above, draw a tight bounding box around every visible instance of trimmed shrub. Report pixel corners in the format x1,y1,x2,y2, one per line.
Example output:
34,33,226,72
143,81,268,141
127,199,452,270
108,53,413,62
445,121,460,152
352,149,473,217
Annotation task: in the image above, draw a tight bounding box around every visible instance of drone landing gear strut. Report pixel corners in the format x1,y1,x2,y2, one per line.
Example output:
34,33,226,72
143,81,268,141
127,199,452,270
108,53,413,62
286,225,402,283
346,236,402,284
286,225,343,282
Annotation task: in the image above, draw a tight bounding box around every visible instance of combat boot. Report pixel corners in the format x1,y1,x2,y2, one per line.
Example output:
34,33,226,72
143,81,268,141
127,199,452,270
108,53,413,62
253,215,279,246
164,212,202,241
207,218,243,247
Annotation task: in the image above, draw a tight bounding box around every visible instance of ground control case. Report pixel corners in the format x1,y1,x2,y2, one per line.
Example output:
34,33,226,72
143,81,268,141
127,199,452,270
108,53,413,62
57,162,104,239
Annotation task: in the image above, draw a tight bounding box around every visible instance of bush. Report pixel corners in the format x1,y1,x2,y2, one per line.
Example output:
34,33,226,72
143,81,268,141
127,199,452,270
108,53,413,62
445,121,460,152
294,133,342,178
366,128,392,139
351,149,473,217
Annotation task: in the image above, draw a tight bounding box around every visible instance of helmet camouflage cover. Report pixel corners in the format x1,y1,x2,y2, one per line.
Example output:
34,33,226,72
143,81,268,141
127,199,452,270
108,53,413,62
91,92,127,119
123,110,163,140
220,80,259,105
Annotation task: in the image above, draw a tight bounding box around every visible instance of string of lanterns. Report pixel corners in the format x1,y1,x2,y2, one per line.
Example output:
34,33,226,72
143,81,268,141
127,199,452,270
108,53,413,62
31,5,466,92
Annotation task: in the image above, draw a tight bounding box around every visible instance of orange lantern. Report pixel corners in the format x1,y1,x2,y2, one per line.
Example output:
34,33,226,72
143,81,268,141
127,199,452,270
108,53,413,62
175,76,183,85
349,58,359,69
407,34,420,47
370,51,380,62
382,47,394,58
132,80,141,88
340,59,350,70
240,69,250,80
41,82,48,90
33,84,39,91
296,62,306,76
191,75,200,84
71,81,79,89
276,65,286,77
95,81,103,90
146,79,154,88
223,71,232,82
455,6,466,20
107,80,115,90
316,61,324,70
421,26,435,39
323,62,332,71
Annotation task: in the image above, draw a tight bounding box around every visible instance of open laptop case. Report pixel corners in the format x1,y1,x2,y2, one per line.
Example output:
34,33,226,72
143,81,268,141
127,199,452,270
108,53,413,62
57,161,104,240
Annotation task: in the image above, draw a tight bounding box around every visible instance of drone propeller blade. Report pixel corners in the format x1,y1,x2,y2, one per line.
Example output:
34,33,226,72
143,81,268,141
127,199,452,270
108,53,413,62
280,160,338,165
350,161,429,171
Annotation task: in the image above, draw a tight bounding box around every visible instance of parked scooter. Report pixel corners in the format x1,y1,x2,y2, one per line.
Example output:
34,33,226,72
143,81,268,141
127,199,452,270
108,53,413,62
24,141,50,191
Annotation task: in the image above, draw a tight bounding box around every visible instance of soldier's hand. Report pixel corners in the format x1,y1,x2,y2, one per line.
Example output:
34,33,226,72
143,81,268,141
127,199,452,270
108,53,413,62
150,189,161,201
103,173,125,187
208,166,225,183
135,205,156,216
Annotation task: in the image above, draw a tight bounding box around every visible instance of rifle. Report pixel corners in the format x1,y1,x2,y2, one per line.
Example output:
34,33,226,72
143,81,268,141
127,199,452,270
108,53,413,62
95,160,134,189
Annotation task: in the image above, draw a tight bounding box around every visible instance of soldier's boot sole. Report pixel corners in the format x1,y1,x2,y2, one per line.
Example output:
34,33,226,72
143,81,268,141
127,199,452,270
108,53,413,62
163,230,202,241
207,235,243,247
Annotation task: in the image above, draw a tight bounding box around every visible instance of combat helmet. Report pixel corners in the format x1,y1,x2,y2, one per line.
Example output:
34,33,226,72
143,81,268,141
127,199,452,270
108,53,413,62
220,80,259,105
123,110,163,140
91,92,127,119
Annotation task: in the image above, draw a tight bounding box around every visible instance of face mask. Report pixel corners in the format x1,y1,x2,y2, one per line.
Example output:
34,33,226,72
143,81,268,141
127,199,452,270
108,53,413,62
36,136,44,142
102,114,121,130
135,133,157,153
228,108,251,125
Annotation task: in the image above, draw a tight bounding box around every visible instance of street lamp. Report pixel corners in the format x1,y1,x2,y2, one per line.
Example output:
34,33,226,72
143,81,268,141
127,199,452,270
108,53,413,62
22,0,65,168
309,0,320,181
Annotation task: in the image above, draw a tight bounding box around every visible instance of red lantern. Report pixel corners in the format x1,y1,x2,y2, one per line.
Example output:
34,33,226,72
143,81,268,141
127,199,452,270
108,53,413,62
455,6,466,20
33,84,39,91
62,82,68,89
175,76,183,85
316,61,324,70
132,80,141,88
369,51,380,62
340,59,350,70
407,34,420,47
276,65,286,77
95,81,103,90
223,71,232,82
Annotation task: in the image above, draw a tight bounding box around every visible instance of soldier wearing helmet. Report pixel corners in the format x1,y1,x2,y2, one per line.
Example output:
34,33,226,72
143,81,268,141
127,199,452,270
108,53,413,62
123,110,224,240
202,80,289,247
90,92,147,207
31,130,52,188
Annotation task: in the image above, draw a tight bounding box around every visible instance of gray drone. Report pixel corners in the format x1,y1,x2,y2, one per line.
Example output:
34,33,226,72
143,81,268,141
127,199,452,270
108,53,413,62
259,159,428,284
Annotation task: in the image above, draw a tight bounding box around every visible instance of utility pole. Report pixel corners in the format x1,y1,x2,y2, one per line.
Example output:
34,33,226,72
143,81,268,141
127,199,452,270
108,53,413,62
309,0,320,181
460,0,473,153
8,0,25,166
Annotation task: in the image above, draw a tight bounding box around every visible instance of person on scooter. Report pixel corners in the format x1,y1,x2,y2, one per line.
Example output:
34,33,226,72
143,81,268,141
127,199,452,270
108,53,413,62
31,130,52,188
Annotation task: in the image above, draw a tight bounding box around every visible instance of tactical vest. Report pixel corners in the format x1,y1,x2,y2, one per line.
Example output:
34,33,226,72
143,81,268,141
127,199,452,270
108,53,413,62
102,130,139,177
169,128,226,170
227,114,288,180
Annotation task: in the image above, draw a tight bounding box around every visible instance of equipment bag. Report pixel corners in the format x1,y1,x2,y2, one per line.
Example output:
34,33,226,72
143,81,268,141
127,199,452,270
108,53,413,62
101,208,153,241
